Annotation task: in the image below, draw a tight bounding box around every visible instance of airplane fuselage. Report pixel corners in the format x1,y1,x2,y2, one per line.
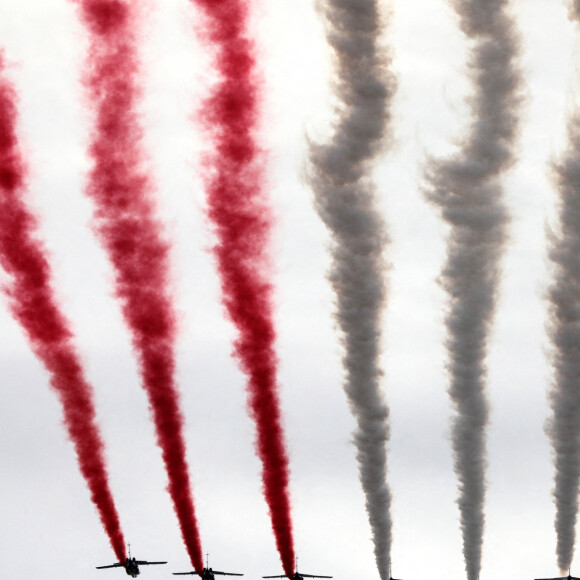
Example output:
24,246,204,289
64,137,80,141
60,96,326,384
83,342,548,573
124,558,140,577
96,550,166,576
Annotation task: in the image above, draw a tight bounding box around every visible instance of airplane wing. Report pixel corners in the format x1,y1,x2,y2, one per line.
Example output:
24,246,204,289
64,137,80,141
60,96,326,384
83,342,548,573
135,561,167,566
299,575,333,578
96,563,124,569
172,573,197,576
213,571,244,576
262,575,287,578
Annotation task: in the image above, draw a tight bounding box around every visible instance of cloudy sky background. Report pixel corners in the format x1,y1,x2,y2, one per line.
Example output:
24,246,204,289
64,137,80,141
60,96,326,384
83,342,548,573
0,0,575,578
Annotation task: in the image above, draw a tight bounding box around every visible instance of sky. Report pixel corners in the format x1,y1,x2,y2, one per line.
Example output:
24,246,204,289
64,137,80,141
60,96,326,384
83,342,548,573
0,0,577,579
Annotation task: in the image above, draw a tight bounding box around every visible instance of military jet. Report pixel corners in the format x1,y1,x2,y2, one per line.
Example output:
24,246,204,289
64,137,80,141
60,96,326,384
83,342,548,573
173,555,244,578
536,571,580,580
262,558,332,580
96,546,167,578
172,567,244,578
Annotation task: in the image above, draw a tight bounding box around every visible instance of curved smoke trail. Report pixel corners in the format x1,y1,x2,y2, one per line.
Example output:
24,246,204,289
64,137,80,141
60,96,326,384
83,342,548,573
307,2,395,578
189,1,295,575
423,2,521,578
546,4,580,571
0,54,126,561
73,0,204,570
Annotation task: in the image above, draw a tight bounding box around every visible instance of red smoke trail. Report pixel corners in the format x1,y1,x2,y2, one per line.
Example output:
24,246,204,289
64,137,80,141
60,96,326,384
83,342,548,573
0,54,126,562
190,1,295,574
73,0,203,570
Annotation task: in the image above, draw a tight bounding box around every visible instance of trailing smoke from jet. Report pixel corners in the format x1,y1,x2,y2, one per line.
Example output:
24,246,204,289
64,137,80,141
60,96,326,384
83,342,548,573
307,2,395,579
189,0,295,575
74,0,204,571
0,53,126,562
423,2,521,579
546,4,580,572
548,115,580,573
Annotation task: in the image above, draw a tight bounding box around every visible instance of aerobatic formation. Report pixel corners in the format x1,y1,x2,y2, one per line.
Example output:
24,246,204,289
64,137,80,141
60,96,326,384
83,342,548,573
94,549,332,578
2,0,580,579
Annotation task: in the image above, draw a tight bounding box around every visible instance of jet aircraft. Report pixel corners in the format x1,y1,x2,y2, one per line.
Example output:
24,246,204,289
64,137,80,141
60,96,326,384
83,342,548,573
172,567,244,578
262,559,332,580
96,546,167,578
536,571,580,580
173,555,244,578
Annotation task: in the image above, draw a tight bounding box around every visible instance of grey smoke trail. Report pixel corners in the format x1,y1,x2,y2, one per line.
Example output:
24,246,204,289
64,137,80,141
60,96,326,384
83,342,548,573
546,6,580,571
423,3,521,580
308,2,395,579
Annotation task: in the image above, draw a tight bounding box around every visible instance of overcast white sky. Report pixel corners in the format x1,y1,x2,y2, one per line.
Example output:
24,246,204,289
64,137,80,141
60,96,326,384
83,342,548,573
0,1,576,579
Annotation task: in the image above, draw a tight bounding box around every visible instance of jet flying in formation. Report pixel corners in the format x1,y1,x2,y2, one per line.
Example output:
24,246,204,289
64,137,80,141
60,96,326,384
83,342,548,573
96,546,167,578
173,555,244,578
262,559,332,580
536,571,580,580
172,566,244,578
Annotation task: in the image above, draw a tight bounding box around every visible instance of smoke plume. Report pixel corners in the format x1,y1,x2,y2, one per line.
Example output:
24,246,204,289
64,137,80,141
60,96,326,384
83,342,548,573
307,2,395,578
74,0,203,570
0,54,126,561
190,0,295,575
546,7,580,571
423,2,521,579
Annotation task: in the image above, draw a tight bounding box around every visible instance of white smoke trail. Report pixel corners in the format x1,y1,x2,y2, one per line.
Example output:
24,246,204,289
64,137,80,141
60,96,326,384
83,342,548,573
308,1,395,579
546,6,580,571
423,2,522,579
